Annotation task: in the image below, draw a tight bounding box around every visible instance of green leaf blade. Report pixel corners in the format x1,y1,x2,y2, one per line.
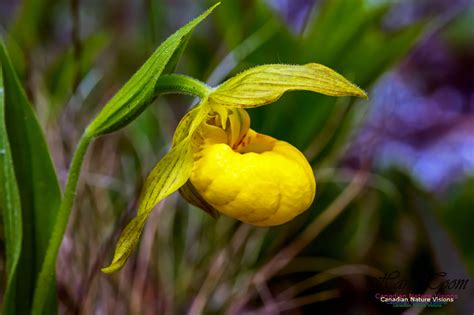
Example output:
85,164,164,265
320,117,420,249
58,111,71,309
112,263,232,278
0,40,62,314
0,58,23,315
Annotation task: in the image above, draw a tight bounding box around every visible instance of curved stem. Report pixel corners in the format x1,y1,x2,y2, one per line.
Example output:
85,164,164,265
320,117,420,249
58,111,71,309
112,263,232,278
32,133,92,315
155,74,212,98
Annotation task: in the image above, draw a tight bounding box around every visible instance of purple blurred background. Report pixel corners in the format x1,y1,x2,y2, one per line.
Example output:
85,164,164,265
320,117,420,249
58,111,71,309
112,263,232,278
353,0,474,191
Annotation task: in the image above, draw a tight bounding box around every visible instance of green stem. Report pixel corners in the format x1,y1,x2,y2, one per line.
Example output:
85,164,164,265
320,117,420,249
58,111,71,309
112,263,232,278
155,74,212,98
32,133,92,315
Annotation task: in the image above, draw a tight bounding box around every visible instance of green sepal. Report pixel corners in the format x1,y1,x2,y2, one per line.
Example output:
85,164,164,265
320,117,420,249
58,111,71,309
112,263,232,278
209,63,367,108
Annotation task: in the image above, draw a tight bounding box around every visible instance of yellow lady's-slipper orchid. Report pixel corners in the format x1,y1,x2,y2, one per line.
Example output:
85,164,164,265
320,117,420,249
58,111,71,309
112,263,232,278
102,63,367,273
183,108,316,226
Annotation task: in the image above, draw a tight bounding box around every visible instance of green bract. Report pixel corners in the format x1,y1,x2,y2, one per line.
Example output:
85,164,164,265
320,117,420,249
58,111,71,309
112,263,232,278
87,3,220,137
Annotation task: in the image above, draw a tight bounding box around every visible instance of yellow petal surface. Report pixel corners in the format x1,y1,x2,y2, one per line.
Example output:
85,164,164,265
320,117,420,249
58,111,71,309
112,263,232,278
190,129,316,226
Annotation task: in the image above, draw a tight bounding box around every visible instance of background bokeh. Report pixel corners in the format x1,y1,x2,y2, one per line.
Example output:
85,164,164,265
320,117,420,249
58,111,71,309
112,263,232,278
1,0,473,314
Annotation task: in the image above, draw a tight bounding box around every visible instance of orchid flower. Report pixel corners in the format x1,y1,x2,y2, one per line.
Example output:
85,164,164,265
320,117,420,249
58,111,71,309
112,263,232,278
101,63,366,273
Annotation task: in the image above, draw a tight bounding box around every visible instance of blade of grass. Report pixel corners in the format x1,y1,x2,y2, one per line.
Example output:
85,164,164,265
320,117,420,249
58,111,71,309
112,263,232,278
1,39,62,314
0,58,23,315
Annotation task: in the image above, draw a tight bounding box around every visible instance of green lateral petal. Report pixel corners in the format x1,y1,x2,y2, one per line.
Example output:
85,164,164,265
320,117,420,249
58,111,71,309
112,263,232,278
103,96,211,273
102,138,193,273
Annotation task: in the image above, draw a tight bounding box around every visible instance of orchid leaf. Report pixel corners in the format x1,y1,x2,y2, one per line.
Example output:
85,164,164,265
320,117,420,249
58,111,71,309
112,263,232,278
0,61,23,315
1,40,61,315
